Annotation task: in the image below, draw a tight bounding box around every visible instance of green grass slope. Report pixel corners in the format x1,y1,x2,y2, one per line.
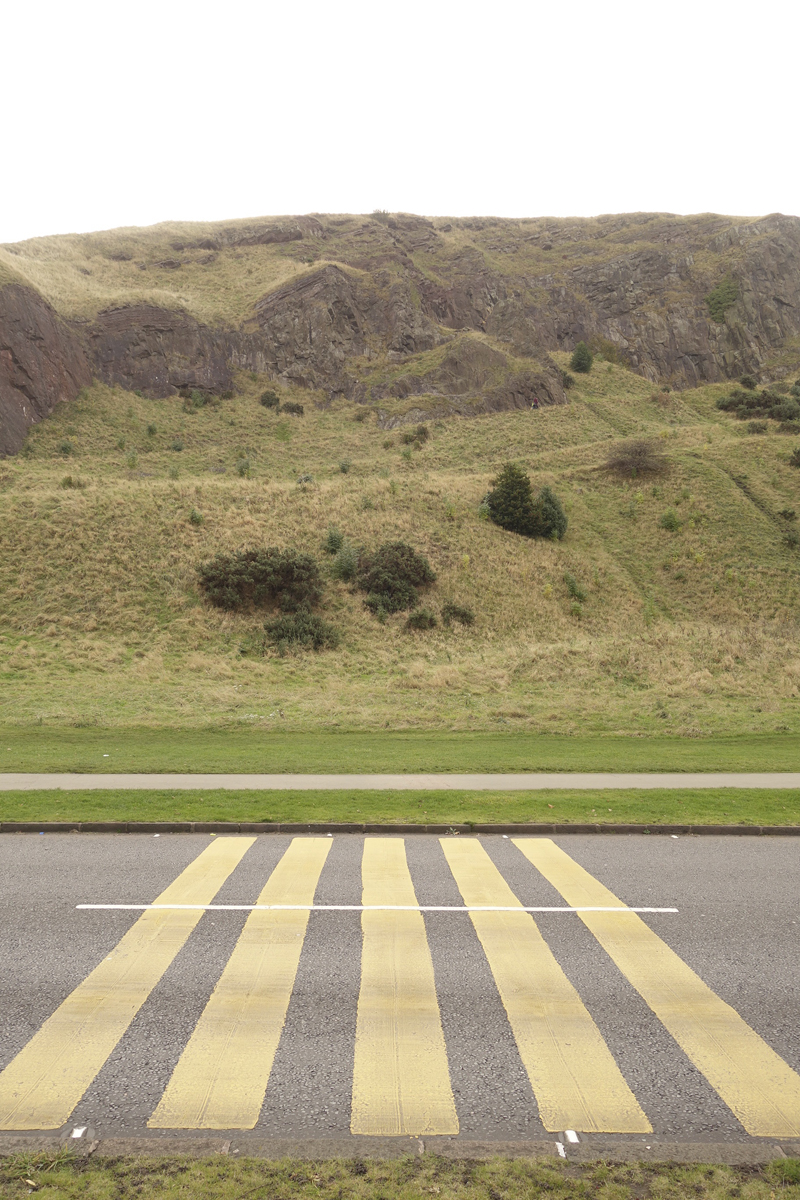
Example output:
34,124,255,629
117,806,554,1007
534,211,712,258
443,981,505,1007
2,353,800,736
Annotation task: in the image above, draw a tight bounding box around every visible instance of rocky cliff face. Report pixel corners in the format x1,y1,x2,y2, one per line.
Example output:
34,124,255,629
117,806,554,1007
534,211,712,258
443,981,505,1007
2,210,799,452
0,284,92,456
86,305,233,397
492,214,800,385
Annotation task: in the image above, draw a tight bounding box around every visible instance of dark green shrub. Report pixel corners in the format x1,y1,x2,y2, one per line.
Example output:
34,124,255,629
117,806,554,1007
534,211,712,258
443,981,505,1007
790,448,800,469
323,526,344,554
353,408,369,422
564,573,587,602
171,438,184,452
58,440,74,456
60,475,85,489
198,548,324,612
265,608,340,653
358,541,436,615
297,472,314,485
414,424,430,442
441,601,475,626
560,370,575,389
785,530,800,549
260,390,280,409
486,464,537,536
406,607,437,631
332,542,358,582
660,508,681,531
779,508,796,520
400,430,418,445
147,423,157,436
281,401,304,416
705,274,738,323
716,387,799,425
189,508,204,526
774,399,800,423
237,458,252,478
604,439,667,477
532,485,568,540
746,420,768,434
339,459,352,474
740,375,757,390
569,342,593,373
486,465,567,540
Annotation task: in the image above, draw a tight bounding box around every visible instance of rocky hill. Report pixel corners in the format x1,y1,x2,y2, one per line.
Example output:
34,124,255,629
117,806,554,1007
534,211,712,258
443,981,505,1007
2,210,799,455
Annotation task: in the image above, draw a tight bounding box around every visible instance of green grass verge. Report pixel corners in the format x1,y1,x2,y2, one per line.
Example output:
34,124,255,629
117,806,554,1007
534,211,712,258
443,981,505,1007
2,729,799,774
2,788,799,826
1,1149,799,1200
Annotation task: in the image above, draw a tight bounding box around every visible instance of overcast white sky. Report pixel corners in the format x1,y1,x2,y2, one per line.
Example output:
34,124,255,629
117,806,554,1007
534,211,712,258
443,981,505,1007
2,0,797,245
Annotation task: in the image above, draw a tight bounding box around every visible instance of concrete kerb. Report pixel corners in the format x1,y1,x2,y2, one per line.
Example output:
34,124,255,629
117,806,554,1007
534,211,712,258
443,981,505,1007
0,1133,797,1165
2,821,800,835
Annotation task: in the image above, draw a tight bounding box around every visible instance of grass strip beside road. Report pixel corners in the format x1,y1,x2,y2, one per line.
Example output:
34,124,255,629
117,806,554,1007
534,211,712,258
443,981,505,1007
1,788,799,827
1,1149,799,1200
1,729,799,774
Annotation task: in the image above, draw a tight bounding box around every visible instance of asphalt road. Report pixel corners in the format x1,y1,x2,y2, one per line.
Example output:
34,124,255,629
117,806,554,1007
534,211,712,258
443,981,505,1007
2,772,800,789
1,833,799,1153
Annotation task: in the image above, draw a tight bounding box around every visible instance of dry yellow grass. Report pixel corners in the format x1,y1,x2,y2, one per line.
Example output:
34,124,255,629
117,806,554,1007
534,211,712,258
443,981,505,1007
1,356,799,732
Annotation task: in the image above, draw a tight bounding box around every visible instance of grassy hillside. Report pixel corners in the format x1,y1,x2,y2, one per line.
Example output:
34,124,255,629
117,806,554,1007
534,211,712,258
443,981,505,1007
2,352,800,734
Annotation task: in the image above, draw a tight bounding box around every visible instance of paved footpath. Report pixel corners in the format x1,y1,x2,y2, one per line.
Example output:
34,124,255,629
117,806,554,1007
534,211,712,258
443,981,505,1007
2,772,800,790
1,831,799,1161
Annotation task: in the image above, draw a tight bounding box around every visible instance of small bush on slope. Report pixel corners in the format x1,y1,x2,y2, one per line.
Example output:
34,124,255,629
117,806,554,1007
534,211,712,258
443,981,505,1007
486,464,567,540
604,439,668,477
265,608,340,652
198,548,323,612
357,541,436,615
570,341,593,373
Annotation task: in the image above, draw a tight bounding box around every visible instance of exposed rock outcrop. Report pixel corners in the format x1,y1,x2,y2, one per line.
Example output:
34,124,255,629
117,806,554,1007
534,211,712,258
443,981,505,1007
86,305,233,397
236,264,443,394
371,336,566,427
2,210,799,453
0,284,92,456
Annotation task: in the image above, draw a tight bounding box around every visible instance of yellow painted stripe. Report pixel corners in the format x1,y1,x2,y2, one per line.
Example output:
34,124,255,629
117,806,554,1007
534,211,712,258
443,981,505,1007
149,838,331,1129
0,838,254,1130
442,839,651,1133
515,838,800,1138
351,839,458,1136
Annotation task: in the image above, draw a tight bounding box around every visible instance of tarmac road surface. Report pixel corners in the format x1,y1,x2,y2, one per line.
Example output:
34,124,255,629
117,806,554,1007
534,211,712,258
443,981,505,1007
1,832,799,1155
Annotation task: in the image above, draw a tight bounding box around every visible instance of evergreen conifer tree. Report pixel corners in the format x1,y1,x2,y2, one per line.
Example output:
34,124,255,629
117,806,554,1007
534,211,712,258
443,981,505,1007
486,463,537,536
570,341,593,373
531,484,568,540
486,465,568,541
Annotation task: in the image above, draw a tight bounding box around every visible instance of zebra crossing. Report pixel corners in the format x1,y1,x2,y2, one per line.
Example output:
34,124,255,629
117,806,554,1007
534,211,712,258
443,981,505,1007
1,835,799,1138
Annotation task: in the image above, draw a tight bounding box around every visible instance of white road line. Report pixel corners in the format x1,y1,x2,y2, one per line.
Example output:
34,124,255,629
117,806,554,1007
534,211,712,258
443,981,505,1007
76,903,678,913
